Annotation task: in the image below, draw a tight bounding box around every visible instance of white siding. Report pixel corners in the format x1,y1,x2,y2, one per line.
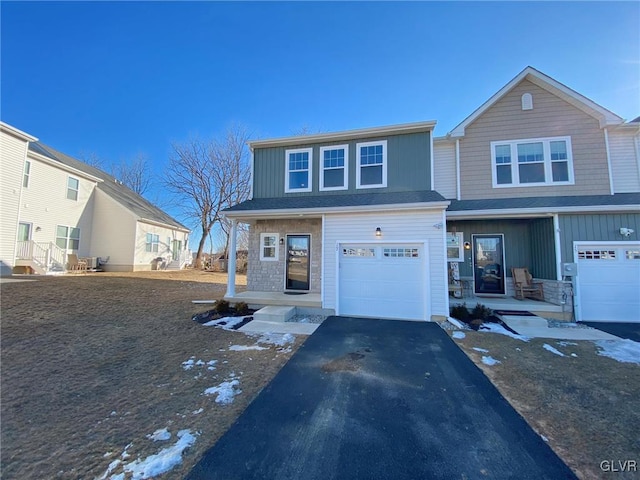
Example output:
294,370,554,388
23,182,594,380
433,140,457,199
323,209,448,320
609,130,640,193
133,221,189,271
21,154,98,256
89,188,138,270
0,131,29,274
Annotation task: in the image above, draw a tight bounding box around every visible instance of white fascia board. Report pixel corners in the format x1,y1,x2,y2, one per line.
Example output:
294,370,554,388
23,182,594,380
0,122,38,142
249,121,437,149
448,66,623,138
224,200,451,220
446,204,640,220
138,217,190,233
27,150,104,183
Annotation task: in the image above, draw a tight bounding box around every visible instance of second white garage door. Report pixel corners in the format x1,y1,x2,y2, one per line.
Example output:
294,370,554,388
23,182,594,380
338,243,427,320
575,242,640,322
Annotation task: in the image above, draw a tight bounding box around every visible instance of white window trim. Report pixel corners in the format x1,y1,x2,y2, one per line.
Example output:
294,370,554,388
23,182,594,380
23,160,31,188
67,176,80,200
356,140,387,189
56,225,81,251
285,147,313,193
260,233,279,261
319,144,349,191
490,136,575,188
145,233,160,253
446,232,464,262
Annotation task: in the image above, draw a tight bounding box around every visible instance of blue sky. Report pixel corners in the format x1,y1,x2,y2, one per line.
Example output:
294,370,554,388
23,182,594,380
2,1,639,249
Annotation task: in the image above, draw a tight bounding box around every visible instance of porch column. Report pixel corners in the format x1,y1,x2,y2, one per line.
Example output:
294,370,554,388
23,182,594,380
225,219,238,298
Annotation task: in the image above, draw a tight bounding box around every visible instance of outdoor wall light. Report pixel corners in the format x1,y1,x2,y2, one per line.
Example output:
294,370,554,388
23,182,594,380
375,227,382,237
619,227,634,237
35,226,42,232
464,241,471,250
279,237,284,245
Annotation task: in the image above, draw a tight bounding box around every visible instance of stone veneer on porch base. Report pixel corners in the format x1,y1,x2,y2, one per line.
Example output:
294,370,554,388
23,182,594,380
248,218,322,293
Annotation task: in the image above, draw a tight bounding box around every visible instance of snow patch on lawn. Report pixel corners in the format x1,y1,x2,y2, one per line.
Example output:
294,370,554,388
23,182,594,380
256,332,296,346
479,323,529,342
473,347,489,353
594,339,640,365
182,357,217,371
543,344,566,357
481,356,501,366
204,378,242,404
229,344,267,351
452,331,466,339
146,428,171,442
98,430,198,480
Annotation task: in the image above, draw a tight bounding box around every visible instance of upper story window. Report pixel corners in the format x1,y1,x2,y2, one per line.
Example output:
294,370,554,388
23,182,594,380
319,145,348,191
145,233,160,253
356,140,387,189
260,233,279,261
491,136,574,188
285,148,312,193
23,161,31,188
67,176,80,200
56,225,80,250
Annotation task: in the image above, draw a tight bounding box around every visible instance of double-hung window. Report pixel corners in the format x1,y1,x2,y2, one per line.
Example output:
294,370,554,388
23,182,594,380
56,225,80,250
23,161,31,188
319,145,348,191
491,136,573,187
67,176,80,200
260,233,279,261
285,148,312,193
356,140,387,188
145,233,160,253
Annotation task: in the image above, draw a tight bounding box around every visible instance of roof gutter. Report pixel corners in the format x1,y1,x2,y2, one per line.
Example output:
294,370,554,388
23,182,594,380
446,204,640,219
138,217,190,233
225,200,451,220
27,150,104,183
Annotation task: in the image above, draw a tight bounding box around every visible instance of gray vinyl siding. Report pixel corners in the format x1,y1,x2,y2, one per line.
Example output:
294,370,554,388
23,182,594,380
558,213,640,263
252,132,431,198
448,218,556,280
459,79,611,200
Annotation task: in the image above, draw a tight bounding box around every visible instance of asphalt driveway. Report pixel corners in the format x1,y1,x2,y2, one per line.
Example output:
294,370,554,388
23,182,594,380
582,321,640,342
186,316,576,480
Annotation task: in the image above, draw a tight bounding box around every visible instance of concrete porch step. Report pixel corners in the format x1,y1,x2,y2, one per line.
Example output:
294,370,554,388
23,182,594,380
238,320,318,335
499,315,620,340
253,306,296,323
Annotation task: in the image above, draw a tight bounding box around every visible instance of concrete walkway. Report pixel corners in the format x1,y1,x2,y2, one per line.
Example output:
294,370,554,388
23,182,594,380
187,316,576,480
238,319,318,335
500,315,620,340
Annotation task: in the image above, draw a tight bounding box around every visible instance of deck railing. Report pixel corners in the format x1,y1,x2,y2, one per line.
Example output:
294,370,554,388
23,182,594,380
15,240,67,272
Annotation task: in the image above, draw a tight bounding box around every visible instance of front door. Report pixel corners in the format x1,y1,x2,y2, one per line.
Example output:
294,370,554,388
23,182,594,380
172,240,182,260
473,234,506,295
286,235,310,291
17,222,32,242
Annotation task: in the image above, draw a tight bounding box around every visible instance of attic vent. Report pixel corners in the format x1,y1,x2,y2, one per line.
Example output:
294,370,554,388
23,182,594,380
521,93,533,111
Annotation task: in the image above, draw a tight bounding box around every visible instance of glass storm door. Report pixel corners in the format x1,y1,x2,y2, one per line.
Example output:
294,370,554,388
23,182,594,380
473,234,506,295
286,235,310,291
17,223,32,242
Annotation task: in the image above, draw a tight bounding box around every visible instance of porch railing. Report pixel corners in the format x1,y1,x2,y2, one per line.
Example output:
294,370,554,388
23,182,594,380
16,240,67,272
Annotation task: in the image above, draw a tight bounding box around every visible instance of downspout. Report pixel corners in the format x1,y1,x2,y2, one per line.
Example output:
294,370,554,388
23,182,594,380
249,147,255,200
455,139,461,200
430,131,435,191
442,208,450,320
603,127,614,195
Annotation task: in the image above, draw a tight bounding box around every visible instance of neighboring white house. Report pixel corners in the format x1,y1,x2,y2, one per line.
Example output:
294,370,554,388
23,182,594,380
0,121,190,275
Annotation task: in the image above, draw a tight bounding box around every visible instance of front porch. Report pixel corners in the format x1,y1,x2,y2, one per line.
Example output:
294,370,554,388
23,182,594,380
449,293,564,314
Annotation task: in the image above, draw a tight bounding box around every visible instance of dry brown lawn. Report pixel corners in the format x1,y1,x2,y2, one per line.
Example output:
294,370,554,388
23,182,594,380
448,329,640,480
1,270,305,479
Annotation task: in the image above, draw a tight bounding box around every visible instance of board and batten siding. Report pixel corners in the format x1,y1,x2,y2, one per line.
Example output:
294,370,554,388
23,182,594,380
20,154,98,257
459,79,610,200
558,213,640,264
323,209,447,320
608,129,640,193
253,132,431,198
0,131,29,274
433,139,457,199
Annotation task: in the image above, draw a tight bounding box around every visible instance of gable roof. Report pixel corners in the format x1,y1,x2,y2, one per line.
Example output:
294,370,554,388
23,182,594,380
28,141,189,232
448,66,624,138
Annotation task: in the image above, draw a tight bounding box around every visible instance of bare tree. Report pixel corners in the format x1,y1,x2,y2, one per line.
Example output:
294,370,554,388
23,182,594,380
164,125,251,269
111,153,151,195
77,151,104,169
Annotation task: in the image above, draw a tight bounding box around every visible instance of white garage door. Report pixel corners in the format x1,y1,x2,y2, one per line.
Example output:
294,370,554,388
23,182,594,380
338,244,426,320
576,243,640,322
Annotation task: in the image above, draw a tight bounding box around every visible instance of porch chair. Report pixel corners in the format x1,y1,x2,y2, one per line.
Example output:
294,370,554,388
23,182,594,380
67,254,88,274
511,267,544,301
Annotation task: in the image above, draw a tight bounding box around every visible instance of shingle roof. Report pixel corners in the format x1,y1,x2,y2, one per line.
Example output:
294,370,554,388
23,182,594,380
225,190,448,212
447,193,640,212
28,142,189,231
